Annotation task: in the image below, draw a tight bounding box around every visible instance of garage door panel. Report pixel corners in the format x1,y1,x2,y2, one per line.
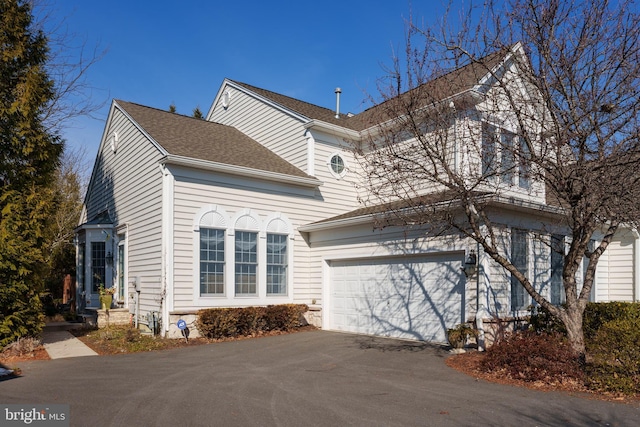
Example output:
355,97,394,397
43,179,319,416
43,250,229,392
330,254,464,343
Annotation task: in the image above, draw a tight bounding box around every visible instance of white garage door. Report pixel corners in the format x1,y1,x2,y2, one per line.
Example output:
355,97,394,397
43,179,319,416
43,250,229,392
329,253,465,343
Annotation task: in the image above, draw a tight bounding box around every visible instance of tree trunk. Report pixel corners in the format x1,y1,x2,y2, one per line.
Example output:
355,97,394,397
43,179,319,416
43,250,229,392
561,308,586,360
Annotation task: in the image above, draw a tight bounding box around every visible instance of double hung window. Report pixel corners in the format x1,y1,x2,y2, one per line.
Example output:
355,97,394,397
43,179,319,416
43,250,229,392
200,228,225,295
510,229,529,312
235,231,258,295
482,123,530,188
266,234,287,295
550,235,565,305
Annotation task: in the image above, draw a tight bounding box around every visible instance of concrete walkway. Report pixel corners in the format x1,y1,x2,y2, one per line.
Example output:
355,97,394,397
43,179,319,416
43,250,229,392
41,322,97,359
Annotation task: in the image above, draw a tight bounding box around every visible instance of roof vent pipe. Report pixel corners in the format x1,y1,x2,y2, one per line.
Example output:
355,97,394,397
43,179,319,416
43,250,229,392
335,87,342,119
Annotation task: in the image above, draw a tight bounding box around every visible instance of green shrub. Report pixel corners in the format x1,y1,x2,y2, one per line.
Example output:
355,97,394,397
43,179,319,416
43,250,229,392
585,316,640,395
481,330,584,383
528,304,566,335
583,302,640,341
196,304,309,339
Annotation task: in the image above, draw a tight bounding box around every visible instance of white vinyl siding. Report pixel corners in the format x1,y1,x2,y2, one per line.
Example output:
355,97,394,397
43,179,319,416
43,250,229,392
598,229,636,301
83,105,165,317
209,85,309,171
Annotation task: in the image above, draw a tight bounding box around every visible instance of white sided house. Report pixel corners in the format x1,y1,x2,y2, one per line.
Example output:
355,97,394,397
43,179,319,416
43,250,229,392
76,45,640,343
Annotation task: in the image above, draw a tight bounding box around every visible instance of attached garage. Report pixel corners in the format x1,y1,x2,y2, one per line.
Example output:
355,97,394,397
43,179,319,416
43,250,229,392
328,252,466,343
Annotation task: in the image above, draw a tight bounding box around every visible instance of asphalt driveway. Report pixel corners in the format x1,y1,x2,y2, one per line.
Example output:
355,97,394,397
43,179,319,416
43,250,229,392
1,330,638,426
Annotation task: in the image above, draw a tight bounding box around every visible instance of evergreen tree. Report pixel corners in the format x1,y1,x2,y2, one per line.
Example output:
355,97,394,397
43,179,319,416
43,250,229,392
0,0,63,347
192,106,203,119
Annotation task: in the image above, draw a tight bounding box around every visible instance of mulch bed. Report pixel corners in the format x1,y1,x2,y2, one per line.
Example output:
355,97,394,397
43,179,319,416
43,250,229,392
446,350,639,404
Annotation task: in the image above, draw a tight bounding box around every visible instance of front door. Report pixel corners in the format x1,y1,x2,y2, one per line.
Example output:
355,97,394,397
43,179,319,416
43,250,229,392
84,235,115,309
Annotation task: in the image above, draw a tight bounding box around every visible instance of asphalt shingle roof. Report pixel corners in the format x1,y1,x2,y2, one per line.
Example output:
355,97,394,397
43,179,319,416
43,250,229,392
116,100,313,179
232,48,508,132
114,48,509,182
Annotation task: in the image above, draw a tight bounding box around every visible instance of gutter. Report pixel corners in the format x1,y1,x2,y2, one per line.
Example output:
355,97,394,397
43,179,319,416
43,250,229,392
300,193,565,233
299,214,375,233
160,154,323,188
303,120,361,140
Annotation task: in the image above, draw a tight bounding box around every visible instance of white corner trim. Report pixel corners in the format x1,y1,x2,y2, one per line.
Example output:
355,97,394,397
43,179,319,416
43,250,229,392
305,130,316,176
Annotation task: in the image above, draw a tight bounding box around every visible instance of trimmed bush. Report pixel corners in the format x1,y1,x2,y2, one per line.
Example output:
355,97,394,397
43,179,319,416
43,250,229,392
264,304,308,331
585,316,640,395
236,306,267,336
196,304,309,339
196,308,240,339
481,330,584,383
583,302,640,341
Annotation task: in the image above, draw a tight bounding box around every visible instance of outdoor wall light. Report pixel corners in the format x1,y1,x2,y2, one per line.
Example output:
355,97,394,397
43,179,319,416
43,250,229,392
463,249,478,278
106,251,114,266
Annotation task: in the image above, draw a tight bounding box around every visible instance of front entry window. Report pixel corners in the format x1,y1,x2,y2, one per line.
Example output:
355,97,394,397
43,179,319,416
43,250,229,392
91,241,106,292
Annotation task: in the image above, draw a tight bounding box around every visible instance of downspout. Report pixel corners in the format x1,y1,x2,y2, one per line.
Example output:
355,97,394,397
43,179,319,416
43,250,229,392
161,163,175,336
633,228,640,302
474,241,486,351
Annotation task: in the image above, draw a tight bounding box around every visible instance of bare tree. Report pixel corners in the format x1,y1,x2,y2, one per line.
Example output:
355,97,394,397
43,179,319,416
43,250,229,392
30,0,108,135
354,0,640,356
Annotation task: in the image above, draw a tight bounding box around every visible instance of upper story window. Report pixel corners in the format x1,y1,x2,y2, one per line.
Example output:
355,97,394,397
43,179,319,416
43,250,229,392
328,152,347,178
482,123,530,189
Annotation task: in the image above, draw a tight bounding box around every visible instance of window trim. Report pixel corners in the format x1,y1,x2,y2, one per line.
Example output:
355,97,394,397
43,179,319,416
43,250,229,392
192,207,294,306
193,205,231,301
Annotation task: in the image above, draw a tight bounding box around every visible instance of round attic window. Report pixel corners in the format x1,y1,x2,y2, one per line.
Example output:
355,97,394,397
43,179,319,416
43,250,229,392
328,153,347,178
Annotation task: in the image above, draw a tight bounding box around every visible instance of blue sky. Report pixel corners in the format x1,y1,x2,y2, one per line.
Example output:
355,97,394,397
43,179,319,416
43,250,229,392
38,0,450,166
